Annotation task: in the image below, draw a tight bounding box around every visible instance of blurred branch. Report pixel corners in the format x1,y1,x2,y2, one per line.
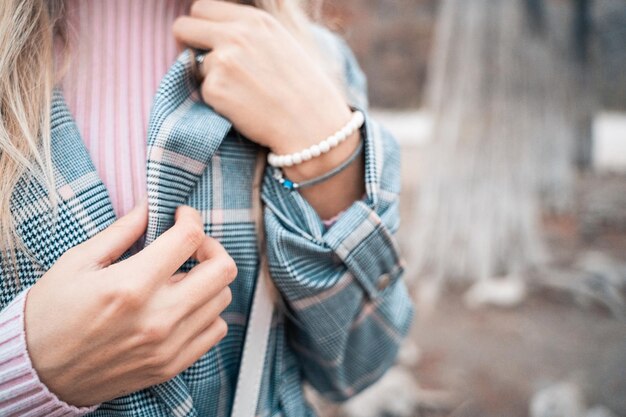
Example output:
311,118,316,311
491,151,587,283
573,0,592,64
524,0,546,33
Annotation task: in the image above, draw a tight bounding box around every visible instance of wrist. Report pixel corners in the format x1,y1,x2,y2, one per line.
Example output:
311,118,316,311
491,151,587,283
282,129,362,183
269,99,353,156
22,288,99,412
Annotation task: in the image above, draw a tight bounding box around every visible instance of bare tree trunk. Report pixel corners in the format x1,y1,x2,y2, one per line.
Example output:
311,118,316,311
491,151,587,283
408,0,594,289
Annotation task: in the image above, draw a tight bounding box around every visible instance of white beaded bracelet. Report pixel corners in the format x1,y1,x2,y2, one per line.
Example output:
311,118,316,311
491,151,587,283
267,110,365,168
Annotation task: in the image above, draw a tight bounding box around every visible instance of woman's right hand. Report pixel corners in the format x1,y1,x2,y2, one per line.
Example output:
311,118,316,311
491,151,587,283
24,203,237,407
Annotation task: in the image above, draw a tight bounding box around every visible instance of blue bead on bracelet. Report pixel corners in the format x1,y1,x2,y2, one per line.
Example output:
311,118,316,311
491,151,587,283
272,140,364,191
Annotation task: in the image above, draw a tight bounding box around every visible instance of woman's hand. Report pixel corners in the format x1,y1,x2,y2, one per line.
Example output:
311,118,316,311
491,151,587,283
25,203,236,407
172,0,352,156
173,1,366,219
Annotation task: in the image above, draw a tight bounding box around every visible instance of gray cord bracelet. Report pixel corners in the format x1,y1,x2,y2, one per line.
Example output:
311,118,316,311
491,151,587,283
272,140,364,191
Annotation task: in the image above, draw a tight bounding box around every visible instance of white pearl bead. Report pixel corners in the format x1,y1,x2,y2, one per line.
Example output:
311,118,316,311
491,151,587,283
267,111,364,170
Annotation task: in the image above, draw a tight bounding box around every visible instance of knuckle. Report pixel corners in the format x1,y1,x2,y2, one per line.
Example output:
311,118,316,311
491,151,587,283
213,50,235,69
160,362,180,381
139,321,171,345
108,283,144,309
146,348,177,379
220,286,233,307
201,76,219,101
215,317,228,340
220,255,238,281
180,222,205,249
147,349,168,369
200,80,211,103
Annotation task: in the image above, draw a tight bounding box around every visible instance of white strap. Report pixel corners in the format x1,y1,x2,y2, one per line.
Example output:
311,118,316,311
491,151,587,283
231,152,277,417
230,265,275,417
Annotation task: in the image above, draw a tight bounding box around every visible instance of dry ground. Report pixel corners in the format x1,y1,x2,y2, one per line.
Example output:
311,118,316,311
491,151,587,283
400,148,626,417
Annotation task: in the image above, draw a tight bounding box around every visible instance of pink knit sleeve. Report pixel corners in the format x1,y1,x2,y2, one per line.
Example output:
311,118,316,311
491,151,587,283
0,289,98,416
322,213,343,228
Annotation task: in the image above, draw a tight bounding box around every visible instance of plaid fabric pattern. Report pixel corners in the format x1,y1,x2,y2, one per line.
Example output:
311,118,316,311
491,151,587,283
0,30,414,416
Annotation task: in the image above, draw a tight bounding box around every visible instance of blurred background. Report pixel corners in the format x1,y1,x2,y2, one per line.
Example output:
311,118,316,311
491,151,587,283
307,1,626,416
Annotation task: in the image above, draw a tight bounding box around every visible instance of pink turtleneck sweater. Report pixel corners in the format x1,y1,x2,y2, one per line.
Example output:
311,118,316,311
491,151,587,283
0,1,190,414
63,0,192,217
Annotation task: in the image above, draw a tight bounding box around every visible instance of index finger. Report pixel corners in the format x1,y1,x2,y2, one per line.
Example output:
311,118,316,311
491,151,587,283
172,16,225,51
190,0,256,22
194,235,229,263
127,205,206,281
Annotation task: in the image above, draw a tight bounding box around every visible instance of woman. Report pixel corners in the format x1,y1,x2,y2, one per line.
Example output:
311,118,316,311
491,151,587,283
0,0,413,416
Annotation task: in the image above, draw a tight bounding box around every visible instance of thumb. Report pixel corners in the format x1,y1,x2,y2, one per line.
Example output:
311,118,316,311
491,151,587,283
78,200,149,267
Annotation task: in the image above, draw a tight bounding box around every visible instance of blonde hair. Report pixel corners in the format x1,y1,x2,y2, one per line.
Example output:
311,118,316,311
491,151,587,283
0,0,66,261
0,0,320,262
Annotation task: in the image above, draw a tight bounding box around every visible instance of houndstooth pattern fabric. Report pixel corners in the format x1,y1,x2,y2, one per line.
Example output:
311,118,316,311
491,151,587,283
0,30,414,417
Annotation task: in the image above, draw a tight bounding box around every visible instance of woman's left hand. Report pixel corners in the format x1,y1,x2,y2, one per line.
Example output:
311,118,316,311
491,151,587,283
172,0,352,155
